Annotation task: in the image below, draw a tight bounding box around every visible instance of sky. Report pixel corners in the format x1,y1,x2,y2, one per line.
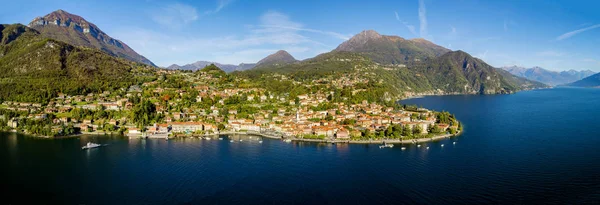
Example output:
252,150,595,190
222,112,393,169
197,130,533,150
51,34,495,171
1,0,600,71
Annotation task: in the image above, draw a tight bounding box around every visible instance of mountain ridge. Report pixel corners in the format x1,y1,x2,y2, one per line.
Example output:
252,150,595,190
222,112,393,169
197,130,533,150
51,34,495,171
334,30,451,64
28,9,156,66
566,72,600,87
502,65,595,85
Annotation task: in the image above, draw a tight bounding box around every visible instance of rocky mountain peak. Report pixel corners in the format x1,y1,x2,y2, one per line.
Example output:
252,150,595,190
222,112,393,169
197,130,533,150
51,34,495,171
26,9,156,67
29,9,93,30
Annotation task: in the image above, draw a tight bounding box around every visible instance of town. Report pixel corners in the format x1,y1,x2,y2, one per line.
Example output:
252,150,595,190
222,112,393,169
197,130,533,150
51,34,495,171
0,64,461,143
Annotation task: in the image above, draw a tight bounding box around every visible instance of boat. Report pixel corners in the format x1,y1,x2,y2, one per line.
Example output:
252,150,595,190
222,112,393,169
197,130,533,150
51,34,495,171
283,139,292,143
417,144,421,148
453,142,456,145
259,141,263,143
379,142,394,149
230,140,234,142
401,147,406,150
441,144,444,147
426,147,430,149
218,137,223,140
82,142,101,150
206,137,211,141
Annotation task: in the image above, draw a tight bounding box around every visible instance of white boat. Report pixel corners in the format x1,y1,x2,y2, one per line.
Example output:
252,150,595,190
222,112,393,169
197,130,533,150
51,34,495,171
239,139,243,142
379,143,394,149
206,137,212,140
283,139,292,143
219,138,223,140
82,142,101,150
441,144,444,147
453,142,456,145
401,147,406,150
230,140,234,142
417,144,421,148
426,147,430,149
259,141,263,143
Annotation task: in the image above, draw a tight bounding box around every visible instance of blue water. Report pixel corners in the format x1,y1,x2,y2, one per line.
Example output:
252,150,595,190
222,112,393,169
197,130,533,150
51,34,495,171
1,87,600,204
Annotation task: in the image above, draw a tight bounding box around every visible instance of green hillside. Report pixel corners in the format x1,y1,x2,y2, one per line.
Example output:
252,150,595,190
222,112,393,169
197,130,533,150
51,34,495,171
0,24,153,103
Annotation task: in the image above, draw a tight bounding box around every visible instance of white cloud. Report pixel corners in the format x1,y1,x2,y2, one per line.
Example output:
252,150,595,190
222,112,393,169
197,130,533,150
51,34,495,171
475,50,489,60
418,0,429,39
117,10,336,66
394,11,417,36
256,11,349,40
152,1,234,29
152,3,199,28
214,0,234,13
556,24,600,40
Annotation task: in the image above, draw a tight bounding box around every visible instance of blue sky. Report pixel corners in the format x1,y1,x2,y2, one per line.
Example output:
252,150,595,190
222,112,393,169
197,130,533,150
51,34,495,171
1,0,600,71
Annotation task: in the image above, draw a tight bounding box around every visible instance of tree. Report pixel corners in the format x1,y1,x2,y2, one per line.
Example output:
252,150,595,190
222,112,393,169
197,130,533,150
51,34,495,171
413,125,423,135
131,100,156,129
217,124,226,131
402,125,412,137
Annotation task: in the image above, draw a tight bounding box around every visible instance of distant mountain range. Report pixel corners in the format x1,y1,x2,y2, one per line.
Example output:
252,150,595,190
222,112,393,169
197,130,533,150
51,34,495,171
167,50,297,72
28,10,156,66
501,66,595,86
567,72,600,87
167,61,247,72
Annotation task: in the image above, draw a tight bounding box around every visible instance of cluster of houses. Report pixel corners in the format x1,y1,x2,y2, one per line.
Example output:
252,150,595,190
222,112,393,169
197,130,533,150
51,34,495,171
2,68,454,139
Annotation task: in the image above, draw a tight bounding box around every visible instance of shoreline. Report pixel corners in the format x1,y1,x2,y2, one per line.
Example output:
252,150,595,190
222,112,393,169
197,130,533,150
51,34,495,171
5,129,462,145
291,132,460,144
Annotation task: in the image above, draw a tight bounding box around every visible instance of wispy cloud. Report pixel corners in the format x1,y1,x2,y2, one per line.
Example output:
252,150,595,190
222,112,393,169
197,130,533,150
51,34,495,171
418,0,428,39
152,3,199,28
257,11,349,40
447,25,457,39
214,0,234,13
475,50,489,60
118,10,336,66
556,24,600,40
536,50,564,57
152,1,234,29
394,11,417,36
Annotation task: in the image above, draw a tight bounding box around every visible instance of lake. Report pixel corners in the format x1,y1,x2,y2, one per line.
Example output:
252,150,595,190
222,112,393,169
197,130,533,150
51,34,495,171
1,87,599,204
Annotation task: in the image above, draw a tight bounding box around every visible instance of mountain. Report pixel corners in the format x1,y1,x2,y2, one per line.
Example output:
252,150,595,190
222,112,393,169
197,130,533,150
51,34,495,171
411,51,546,94
334,30,451,64
502,66,595,86
0,24,151,103
256,50,297,66
167,50,296,72
167,61,256,72
241,48,546,99
27,9,156,66
566,72,600,87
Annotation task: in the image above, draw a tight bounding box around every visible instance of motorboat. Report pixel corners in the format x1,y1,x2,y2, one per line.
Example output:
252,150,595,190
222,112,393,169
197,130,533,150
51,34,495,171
82,142,101,150
379,142,394,149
